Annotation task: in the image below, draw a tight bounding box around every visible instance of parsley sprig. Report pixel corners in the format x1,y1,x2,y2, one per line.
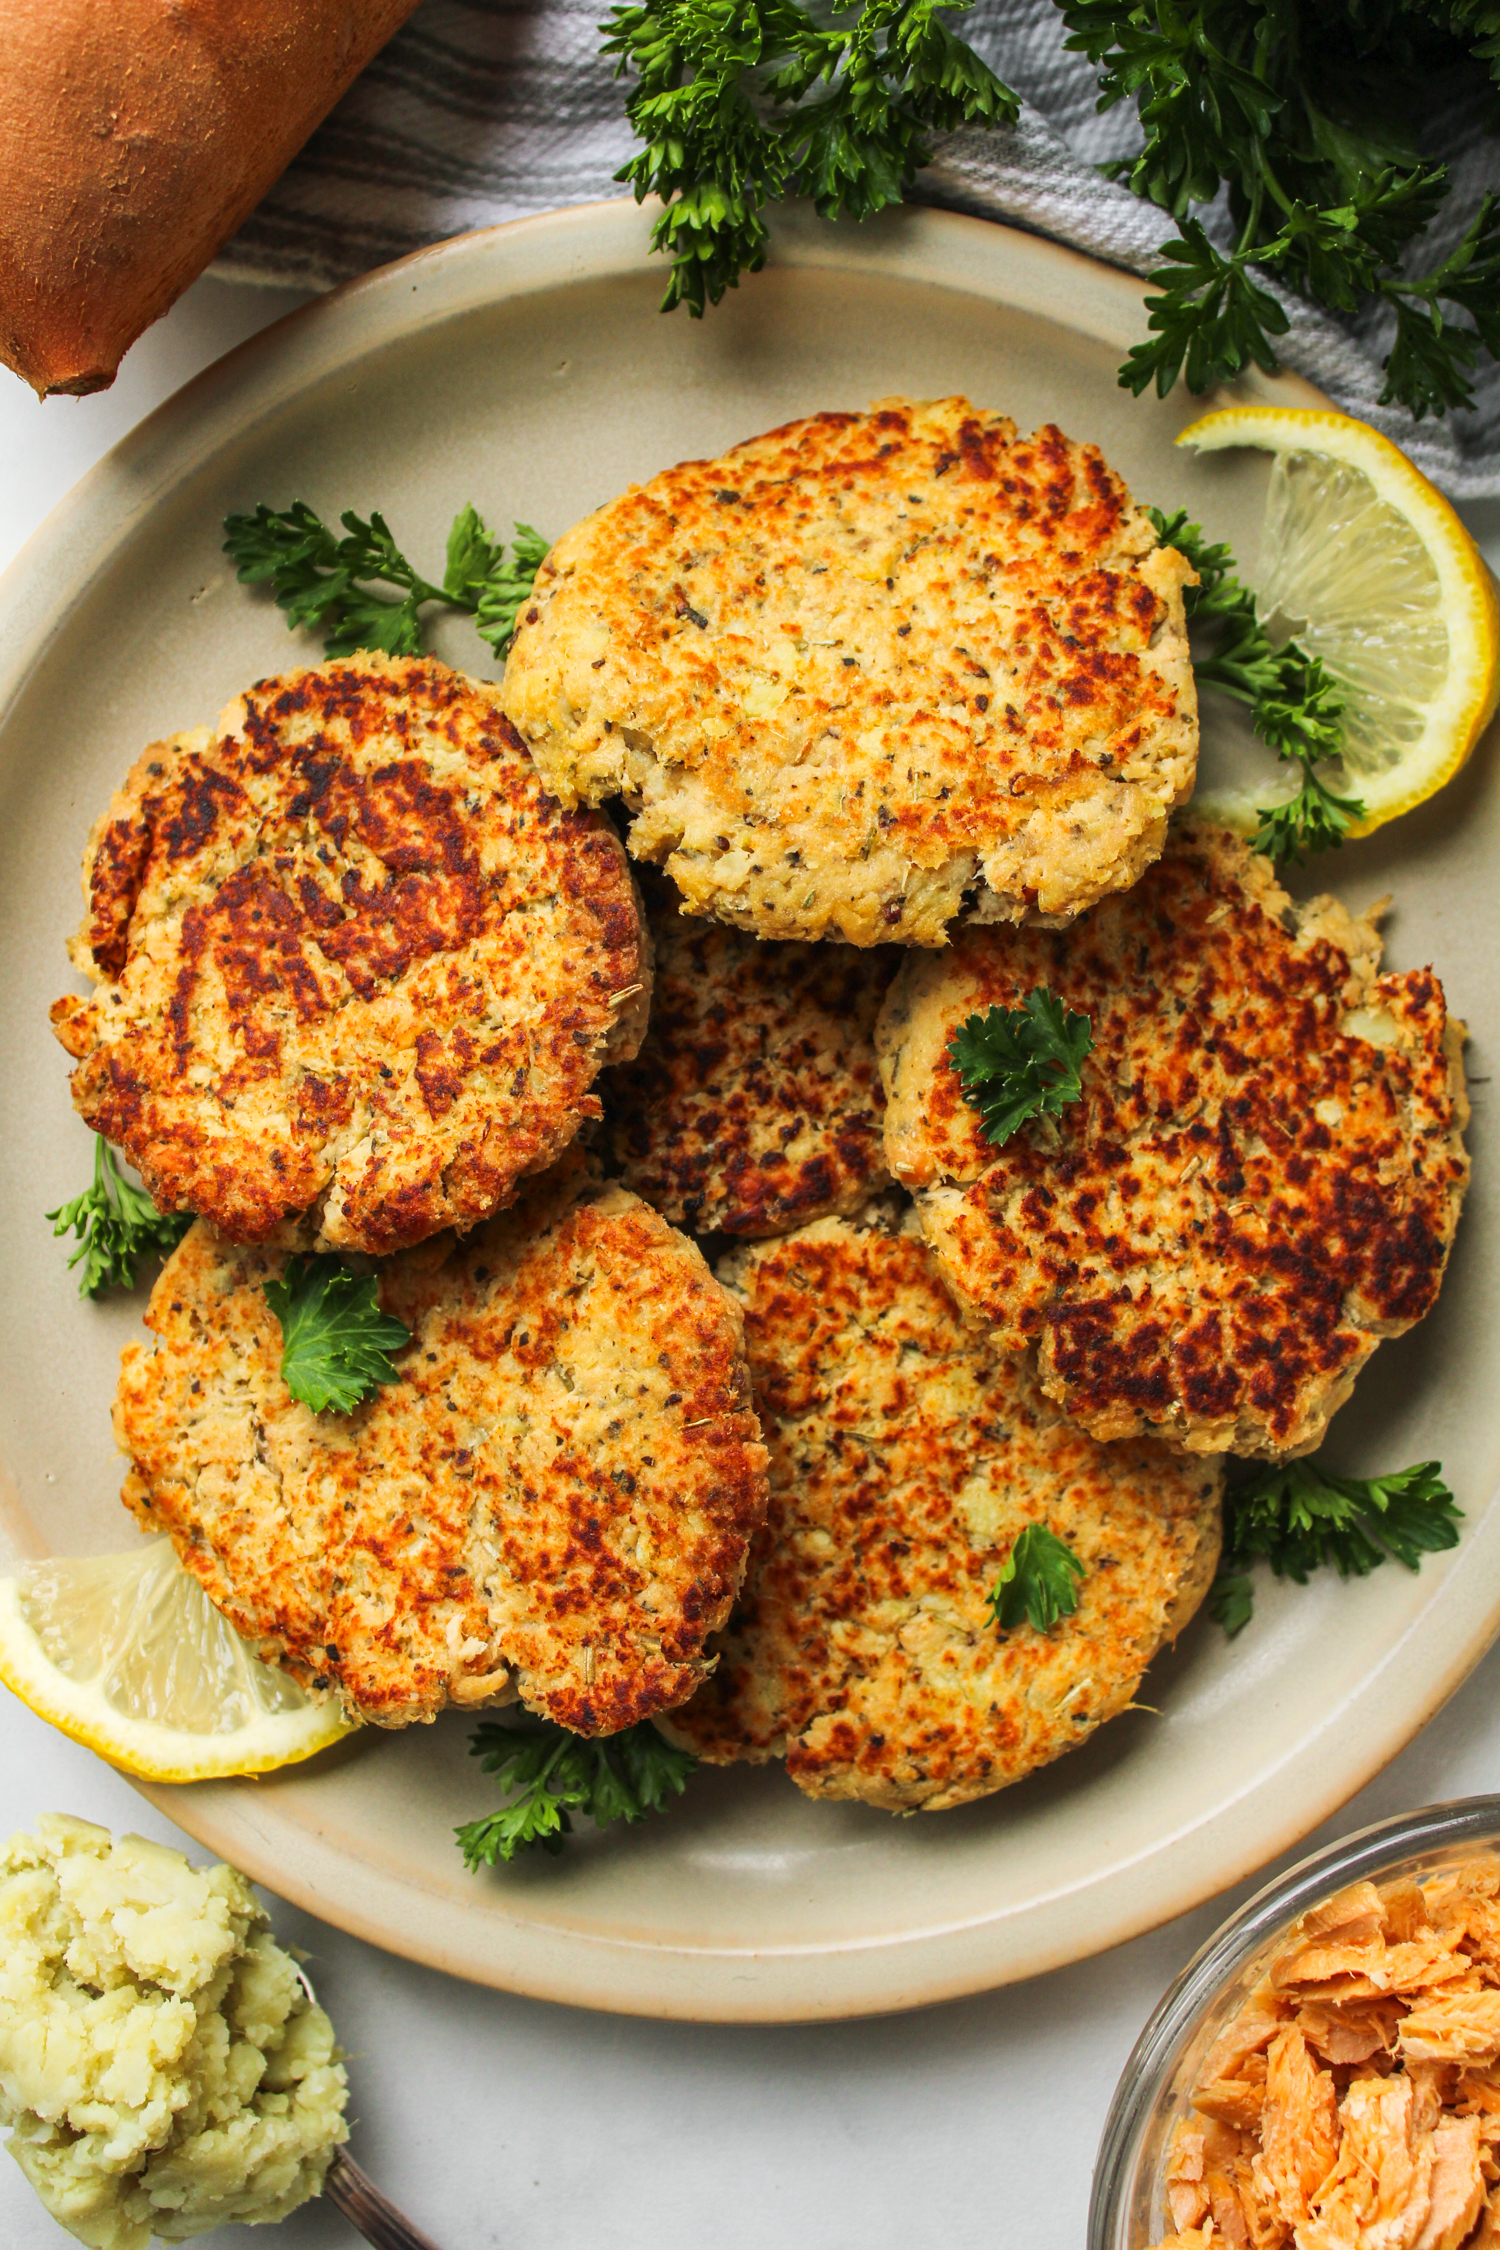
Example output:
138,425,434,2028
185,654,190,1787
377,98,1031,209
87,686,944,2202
948,987,1093,1151
264,1257,412,1416
989,1524,1086,1633
601,0,1019,315
1059,0,1500,417
1152,507,1360,863
457,1715,698,1866
47,1136,191,1299
598,0,1500,418
1210,1458,1462,1637
223,501,548,662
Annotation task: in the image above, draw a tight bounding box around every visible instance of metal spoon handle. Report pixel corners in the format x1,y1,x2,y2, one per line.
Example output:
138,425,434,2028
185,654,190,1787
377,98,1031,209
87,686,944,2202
324,2146,445,2250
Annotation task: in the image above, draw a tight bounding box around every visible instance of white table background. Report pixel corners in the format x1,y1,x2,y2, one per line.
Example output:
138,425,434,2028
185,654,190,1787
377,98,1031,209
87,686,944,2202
5,275,1500,2250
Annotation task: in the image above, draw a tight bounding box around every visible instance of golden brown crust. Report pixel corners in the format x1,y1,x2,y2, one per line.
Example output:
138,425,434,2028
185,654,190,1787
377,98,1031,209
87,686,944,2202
878,821,1470,1458
51,655,650,1254
661,1209,1222,1811
604,887,896,1236
502,398,1200,944
113,1166,769,1731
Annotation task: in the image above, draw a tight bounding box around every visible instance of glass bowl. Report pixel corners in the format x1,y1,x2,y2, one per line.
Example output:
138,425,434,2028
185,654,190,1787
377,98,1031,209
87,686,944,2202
1089,1794,1500,2249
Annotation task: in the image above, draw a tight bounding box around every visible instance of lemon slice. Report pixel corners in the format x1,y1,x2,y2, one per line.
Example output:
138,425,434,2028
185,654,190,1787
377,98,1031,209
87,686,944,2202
1177,406,1499,833
0,1539,356,1782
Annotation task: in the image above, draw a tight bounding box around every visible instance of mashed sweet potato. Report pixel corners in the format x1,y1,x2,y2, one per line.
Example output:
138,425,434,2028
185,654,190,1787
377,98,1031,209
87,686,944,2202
0,1814,347,2247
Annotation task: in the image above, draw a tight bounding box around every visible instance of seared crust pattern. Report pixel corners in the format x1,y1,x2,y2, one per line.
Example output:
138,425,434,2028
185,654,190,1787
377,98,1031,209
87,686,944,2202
878,823,1471,1459
502,397,1199,944
113,1166,770,1732
662,1209,1222,1811
51,655,650,1254
604,887,896,1236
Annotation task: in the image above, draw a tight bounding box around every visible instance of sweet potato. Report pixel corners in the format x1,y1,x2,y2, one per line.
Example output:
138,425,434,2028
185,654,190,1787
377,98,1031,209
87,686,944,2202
0,0,422,398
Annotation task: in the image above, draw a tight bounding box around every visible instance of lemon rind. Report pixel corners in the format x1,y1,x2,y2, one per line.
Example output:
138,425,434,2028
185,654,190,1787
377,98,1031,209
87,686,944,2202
0,1575,355,1784
1176,407,1499,832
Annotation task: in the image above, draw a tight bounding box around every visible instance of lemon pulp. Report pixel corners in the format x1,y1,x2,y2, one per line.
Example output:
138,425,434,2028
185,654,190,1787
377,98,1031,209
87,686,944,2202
0,1539,355,1782
1178,407,1499,833
1257,451,1448,782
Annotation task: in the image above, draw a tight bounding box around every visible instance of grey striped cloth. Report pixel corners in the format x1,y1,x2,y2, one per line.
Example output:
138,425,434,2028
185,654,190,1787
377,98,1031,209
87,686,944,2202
215,0,1500,498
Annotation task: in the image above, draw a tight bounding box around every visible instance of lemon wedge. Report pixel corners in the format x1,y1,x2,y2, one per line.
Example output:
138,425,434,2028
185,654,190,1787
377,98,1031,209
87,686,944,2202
1177,406,1499,833
0,1539,356,1782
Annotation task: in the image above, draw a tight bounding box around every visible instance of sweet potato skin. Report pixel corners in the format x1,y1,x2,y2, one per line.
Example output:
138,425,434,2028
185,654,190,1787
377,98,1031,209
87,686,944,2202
0,0,421,398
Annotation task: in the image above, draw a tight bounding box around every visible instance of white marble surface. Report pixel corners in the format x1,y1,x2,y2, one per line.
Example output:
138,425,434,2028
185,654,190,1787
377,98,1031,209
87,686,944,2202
4,274,1500,2250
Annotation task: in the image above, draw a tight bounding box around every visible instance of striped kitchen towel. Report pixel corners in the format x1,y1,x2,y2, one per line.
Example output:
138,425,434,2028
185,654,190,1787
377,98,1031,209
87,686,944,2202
215,0,1500,498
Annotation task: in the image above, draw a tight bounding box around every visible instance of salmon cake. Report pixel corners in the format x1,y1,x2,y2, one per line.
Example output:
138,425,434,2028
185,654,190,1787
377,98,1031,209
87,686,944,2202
51,654,650,1255
662,1208,1222,1811
113,1162,769,1731
502,397,1199,945
878,822,1470,1460
604,884,896,1236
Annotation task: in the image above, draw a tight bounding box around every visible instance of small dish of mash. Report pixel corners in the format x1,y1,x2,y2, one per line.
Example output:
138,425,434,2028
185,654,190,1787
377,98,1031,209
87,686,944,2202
0,1813,348,2247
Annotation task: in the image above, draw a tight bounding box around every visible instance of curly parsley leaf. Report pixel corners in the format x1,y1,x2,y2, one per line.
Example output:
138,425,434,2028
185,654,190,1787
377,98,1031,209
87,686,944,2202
1150,506,1360,864
223,501,548,662
441,502,506,605
457,1716,698,1867
1058,0,1500,418
222,502,438,657
1120,218,1290,399
1208,1568,1257,1640
264,1257,411,1417
1247,764,1367,863
948,988,1093,1151
601,0,1020,316
1381,191,1500,418
473,523,551,657
1209,1458,1461,1636
47,1137,191,1300
989,1524,1086,1634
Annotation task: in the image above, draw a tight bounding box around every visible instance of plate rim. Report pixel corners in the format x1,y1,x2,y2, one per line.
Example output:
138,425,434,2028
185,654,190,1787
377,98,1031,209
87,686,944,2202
8,194,1491,2025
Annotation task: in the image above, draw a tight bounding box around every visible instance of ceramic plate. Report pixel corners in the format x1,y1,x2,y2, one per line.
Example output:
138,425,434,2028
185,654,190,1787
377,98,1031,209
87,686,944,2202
2,199,1496,2023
